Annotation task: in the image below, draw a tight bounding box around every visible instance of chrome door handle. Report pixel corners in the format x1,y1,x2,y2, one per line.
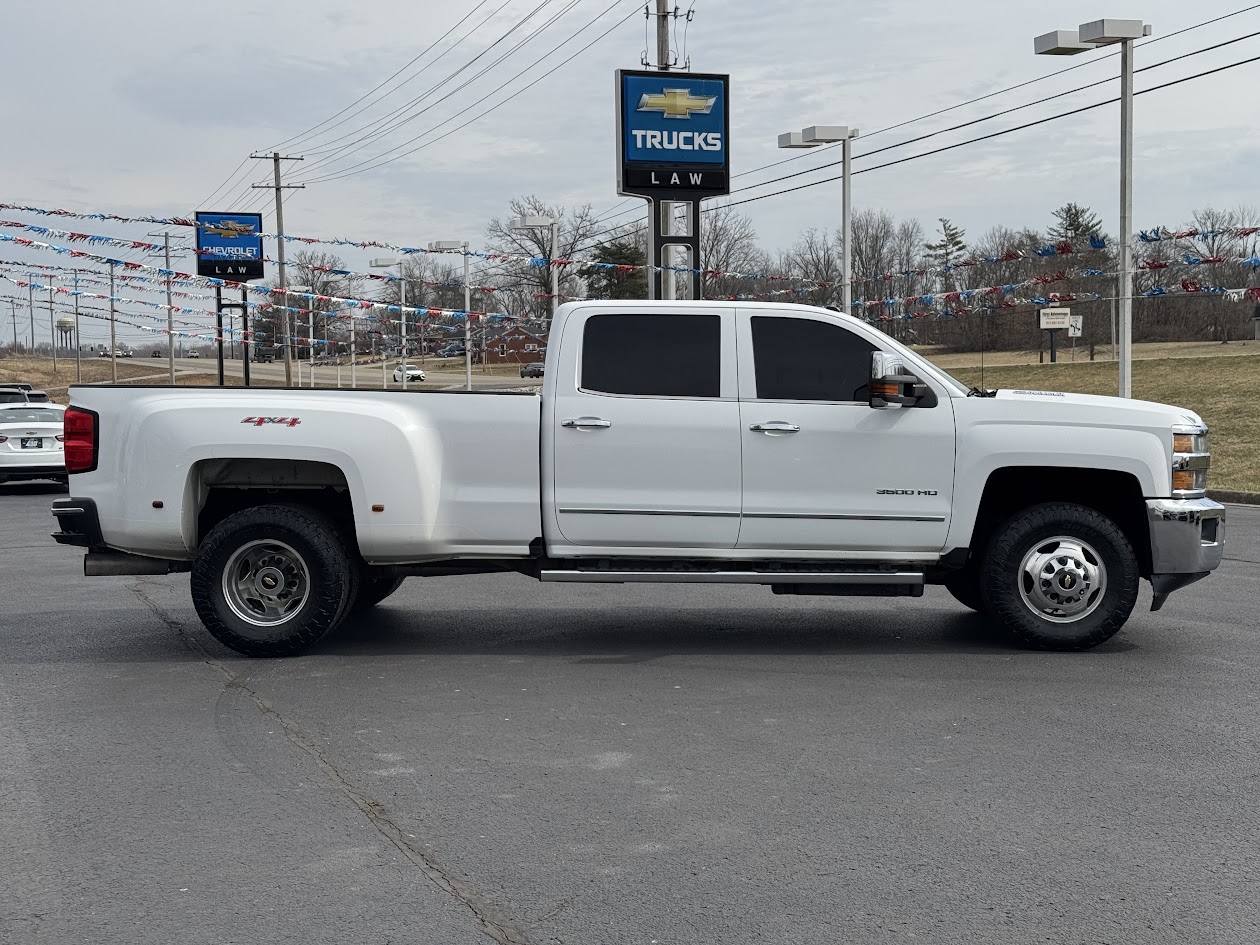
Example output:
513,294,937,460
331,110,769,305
561,416,612,429
749,421,800,433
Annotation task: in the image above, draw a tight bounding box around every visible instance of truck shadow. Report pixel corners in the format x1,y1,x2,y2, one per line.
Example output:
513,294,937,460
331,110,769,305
319,604,1138,659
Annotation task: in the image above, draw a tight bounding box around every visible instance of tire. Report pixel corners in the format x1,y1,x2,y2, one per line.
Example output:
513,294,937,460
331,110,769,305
943,565,986,613
191,504,355,657
980,502,1139,651
352,568,405,611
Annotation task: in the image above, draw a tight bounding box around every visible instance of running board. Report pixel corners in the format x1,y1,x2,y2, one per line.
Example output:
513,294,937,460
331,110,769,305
539,569,924,585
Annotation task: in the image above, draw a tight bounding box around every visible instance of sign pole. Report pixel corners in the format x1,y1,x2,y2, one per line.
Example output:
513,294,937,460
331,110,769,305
215,286,225,387
241,287,251,387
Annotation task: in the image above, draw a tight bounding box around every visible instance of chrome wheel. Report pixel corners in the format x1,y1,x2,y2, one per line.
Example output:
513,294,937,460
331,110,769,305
221,539,310,627
1018,535,1107,624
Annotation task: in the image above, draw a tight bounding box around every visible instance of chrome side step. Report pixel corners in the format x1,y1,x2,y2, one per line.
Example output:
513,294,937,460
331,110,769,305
539,569,924,585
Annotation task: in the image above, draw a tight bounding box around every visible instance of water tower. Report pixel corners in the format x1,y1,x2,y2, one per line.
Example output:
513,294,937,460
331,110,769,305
56,316,76,352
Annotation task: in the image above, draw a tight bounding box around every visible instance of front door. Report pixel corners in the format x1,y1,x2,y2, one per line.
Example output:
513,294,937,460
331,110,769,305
735,310,955,555
549,308,741,550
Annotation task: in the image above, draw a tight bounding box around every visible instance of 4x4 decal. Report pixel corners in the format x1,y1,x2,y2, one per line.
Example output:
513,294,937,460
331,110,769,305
241,417,301,427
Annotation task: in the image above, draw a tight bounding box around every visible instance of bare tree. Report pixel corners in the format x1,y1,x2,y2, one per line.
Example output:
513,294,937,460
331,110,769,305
485,195,601,318
783,228,841,307
700,205,765,298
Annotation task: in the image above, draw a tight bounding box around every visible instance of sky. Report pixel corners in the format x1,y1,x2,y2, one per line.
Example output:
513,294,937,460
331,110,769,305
1,0,1258,347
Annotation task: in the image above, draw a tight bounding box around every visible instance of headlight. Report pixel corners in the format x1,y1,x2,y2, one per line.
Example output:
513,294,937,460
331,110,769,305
1171,423,1209,497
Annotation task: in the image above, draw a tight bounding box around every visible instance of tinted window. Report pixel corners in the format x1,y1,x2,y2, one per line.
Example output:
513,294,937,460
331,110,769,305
751,316,877,402
582,314,721,398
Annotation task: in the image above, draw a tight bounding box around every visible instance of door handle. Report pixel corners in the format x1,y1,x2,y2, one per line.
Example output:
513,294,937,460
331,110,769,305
561,416,612,429
749,421,800,433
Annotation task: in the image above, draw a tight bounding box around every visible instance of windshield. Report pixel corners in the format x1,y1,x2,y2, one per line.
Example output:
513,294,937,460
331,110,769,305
0,407,63,424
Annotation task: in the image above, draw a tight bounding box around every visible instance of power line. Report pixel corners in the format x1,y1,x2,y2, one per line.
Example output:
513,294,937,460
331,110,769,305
264,0,499,153
292,1,639,186
292,0,562,164
292,0,588,178
713,52,1260,212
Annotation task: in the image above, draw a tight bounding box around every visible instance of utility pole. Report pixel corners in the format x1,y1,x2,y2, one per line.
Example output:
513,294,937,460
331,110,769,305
7,299,18,352
48,277,56,373
27,275,35,351
73,271,81,383
251,152,304,386
108,262,118,383
655,0,671,71
654,0,675,301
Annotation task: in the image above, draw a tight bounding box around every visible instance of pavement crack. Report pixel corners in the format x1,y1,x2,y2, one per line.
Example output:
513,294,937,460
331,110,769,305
129,580,532,945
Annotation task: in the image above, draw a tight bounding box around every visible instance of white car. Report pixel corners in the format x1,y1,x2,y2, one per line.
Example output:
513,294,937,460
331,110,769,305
392,364,425,383
0,403,66,484
188,350,201,359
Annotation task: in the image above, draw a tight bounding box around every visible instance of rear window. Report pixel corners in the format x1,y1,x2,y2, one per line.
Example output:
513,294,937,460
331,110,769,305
0,408,62,423
581,314,720,398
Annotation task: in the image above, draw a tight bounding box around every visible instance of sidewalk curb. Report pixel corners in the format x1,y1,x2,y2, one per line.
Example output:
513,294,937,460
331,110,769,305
1208,490,1260,506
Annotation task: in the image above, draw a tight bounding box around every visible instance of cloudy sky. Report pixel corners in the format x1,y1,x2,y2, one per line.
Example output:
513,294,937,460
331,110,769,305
2,0,1258,346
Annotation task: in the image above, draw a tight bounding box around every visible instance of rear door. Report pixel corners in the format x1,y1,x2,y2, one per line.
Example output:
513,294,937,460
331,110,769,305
548,307,741,550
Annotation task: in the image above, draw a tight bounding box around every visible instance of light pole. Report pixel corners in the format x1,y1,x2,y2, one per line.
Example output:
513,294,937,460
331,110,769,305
509,216,558,326
430,241,472,390
283,285,311,388
370,258,407,390
46,274,57,373
1035,18,1150,398
778,125,860,314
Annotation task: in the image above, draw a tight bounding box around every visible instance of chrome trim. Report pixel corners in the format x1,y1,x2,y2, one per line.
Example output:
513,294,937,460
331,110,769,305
743,511,946,522
1146,497,1225,576
560,417,612,429
558,507,739,518
540,570,925,584
749,421,800,433
1172,452,1210,471
51,506,85,516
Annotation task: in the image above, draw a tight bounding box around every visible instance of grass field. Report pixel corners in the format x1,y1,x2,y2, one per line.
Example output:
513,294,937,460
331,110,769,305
945,355,1259,493
0,355,159,393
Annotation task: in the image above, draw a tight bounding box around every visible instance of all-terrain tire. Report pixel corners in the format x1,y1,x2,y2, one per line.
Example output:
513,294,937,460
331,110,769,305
980,502,1139,651
191,504,355,657
352,568,405,611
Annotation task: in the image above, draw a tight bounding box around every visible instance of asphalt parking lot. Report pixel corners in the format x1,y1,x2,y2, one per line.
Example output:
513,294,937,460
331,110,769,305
2,483,1258,945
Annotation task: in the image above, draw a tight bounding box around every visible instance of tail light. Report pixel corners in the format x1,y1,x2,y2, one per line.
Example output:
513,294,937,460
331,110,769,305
55,434,65,442
63,406,99,474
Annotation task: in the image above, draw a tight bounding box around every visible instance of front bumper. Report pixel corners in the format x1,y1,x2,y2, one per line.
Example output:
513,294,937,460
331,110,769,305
1146,497,1226,611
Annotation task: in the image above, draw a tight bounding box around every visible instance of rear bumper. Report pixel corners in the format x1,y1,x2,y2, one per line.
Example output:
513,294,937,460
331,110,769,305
0,464,66,481
1146,497,1226,611
51,496,105,548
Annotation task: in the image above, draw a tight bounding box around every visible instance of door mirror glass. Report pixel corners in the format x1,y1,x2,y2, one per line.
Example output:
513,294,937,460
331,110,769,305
869,352,937,409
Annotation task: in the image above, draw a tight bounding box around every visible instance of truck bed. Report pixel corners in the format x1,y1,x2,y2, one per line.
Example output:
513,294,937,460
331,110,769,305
67,385,543,563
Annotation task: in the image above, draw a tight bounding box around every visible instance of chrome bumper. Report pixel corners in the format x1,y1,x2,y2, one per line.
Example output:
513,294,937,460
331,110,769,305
1145,497,1226,611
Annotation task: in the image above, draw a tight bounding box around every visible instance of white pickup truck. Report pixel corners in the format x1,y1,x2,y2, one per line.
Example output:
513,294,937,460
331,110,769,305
52,300,1224,656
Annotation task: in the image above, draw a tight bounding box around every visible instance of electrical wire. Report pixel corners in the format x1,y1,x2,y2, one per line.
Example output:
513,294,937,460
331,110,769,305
293,0,588,179
264,0,499,153
291,0,564,165
292,1,639,185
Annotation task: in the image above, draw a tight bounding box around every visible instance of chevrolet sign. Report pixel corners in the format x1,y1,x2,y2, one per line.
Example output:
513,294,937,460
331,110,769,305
617,70,729,198
195,211,265,281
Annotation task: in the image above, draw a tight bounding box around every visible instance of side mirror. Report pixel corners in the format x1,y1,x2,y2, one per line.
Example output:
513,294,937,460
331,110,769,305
869,352,937,409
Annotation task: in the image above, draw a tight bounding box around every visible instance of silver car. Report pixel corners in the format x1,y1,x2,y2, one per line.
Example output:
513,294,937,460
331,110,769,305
0,404,66,484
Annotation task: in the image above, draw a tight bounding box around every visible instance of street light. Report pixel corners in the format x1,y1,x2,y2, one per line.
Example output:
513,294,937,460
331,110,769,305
778,125,860,315
1035,17,1151,398
285,285,311,388
429,241,473,390
370,257,407,390
509,216,558,324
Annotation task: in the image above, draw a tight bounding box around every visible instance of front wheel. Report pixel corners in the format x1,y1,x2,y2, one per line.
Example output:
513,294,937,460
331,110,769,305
981,502,1139,651
191,504,355,657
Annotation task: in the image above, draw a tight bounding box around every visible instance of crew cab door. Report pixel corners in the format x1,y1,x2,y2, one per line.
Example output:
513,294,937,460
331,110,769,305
735,309,955,554
547,308,741,550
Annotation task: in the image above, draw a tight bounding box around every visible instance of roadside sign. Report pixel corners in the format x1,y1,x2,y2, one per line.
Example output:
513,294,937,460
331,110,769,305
1039,307,1071,330
1068,314,1083,338
195,211,264,280
616,70,730,199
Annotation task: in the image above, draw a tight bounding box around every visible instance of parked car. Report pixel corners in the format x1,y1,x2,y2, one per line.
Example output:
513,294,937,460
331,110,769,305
151,350,162,358
188,350,201,359
24,390,50,403
0,403,66,484
97,349,109,358
520,362,545,378
437,345,465,358
52,300,1225,658
0,387,29,405
392,364,425,383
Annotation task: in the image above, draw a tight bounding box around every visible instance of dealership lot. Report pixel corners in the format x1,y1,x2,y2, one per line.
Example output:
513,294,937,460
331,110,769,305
2,483,1258,945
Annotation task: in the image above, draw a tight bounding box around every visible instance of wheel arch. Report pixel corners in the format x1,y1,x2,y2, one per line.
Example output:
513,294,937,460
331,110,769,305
187,457,360,557
966,466,1152,577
